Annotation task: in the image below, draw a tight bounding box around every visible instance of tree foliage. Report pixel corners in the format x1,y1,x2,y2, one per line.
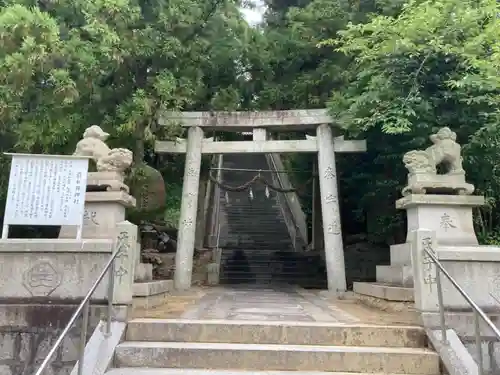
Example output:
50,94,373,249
2,0,500,246
256,0,500,244
0,0,255,224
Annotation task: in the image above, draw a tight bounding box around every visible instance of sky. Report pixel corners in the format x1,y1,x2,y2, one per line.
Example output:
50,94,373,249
240,0,266,25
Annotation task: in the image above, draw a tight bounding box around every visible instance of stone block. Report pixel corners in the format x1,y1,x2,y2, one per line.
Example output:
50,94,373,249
0,334,14,360
206,263,219,285
133,280,172,297
0,239,113,301
438,249,500,310
376,265,413,287
397,194,484,246
390,243,411,265
352,282,414,302
134,263,153,282
132,293,168,310
412,232,500,312
422,311,500,338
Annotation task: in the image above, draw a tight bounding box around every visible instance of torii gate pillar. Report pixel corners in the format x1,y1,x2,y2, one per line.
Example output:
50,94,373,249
316,124,346,294
174,126,203,290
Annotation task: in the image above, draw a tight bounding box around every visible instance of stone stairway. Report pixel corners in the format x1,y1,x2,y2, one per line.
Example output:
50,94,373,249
217,153,324,286
105,319,440,374
219,154,314,287
217,153,298,250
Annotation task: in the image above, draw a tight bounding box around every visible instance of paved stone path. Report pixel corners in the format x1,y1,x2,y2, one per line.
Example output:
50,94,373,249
182,285,359,323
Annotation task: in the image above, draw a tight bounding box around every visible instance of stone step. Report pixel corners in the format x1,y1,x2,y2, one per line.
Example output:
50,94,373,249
106,369,435,375
126,319,426,347
133,280,173,297
376,265,414,287
353,282,414,302
114,341,439,373
132,280,173,310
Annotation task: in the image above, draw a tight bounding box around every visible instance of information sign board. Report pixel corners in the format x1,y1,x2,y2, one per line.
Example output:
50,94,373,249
2,153,89,239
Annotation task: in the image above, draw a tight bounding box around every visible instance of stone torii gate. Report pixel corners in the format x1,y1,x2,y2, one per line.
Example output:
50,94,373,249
155,109,367,294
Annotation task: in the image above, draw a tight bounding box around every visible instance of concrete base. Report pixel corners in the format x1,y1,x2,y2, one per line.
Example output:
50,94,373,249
0,303,128,375
423,311,500,374
132,280,173,310
352,282,414,302
70,321,126,375
426,329,479,375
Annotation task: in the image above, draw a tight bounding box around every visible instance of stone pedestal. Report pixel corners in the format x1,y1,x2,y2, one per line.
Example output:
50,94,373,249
376,194,485,288
59,190,136,239
398,194,484,246
59,172,136,239
59,172,152,285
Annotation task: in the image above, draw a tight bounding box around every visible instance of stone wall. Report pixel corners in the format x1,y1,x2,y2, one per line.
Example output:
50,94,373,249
0,304,119,375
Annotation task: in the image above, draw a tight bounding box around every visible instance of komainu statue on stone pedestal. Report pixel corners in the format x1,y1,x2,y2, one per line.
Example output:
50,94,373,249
401,127,474,196
74,125,133,192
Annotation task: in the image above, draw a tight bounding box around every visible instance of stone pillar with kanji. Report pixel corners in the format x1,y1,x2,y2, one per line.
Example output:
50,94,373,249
316,124,347,294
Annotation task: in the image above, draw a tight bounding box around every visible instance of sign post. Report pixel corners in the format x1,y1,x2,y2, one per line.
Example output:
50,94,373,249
2,153,89,240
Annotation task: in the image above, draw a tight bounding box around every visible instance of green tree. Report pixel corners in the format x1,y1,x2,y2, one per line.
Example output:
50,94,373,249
0,0,256,226
322,0,500,241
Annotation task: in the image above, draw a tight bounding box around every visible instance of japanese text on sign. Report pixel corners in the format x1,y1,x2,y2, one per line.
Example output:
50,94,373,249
3,155,89,226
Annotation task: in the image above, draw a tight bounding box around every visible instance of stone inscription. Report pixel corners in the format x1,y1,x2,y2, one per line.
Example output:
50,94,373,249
323,166,335,179
22,261,62,296
421,237,437,291
83,209,99,225
440,213,456,231
182,218,194,227
186,166,198,177
325,193,337,204
4,155,88,227
327,221,341,235
115,231,130,282
187,191,197,209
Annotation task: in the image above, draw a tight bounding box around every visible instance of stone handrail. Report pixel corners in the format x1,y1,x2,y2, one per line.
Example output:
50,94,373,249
266,153,308,249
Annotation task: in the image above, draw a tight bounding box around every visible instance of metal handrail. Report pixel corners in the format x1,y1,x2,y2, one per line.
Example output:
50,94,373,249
424,246,500,375
34,248,119,375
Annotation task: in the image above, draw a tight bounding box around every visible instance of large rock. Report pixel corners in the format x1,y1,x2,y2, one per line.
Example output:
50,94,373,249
127,164,167,222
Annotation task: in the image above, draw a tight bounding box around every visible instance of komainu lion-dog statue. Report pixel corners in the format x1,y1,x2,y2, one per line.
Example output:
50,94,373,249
74,125,133,192
401,127,474,196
